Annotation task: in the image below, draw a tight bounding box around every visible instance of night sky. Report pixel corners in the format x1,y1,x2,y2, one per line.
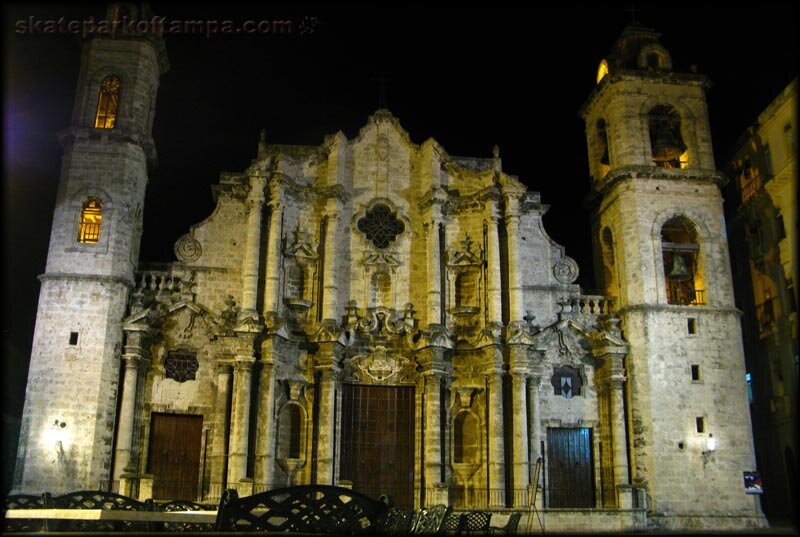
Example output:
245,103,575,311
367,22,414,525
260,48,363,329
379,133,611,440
2,4,797,493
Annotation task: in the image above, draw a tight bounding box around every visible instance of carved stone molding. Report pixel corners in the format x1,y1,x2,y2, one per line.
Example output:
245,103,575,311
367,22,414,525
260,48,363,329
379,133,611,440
174,234,202,263
553,256,579,284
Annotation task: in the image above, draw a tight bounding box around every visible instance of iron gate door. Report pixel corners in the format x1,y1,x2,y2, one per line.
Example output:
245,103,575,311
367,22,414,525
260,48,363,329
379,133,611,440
340,384,415,508
147,413,203,500
546,427,595,508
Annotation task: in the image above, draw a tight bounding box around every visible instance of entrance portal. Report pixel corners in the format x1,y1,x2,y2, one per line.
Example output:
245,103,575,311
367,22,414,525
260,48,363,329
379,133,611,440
147,413,203,500
340,384,415,508
546,427,595,508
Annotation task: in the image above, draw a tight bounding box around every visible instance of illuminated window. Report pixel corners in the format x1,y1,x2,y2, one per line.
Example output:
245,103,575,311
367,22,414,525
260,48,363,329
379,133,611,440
94,75,120,129
596,59,609,84
78,198,103,244
648,105,687,169
662,216,704,305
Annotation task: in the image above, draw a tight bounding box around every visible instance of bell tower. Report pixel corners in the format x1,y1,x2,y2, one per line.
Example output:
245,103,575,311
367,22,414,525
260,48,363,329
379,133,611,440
580,25,766,529
13,3,168,494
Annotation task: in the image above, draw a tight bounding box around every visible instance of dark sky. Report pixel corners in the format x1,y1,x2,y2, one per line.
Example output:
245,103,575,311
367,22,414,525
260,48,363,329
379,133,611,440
2,3,797,492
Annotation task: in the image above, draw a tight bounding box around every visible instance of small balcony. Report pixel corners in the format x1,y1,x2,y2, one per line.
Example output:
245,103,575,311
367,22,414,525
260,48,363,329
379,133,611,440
740,175,762,205
666,285,706,306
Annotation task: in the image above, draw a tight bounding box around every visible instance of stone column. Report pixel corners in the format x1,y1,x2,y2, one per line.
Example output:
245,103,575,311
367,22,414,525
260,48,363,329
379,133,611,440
610,378,630,477
426,214,442,328
609,374,632,507
528,374,543,479
527,369,544,510
314,349,340,484
508,346,530,506
254,355,276,491
485,353,506,507
424,372,443,487
504,207,524,322
211,361,233,494
321,210,340,321
112,352,143,484
595,341,631,508
227,356,255,486
485,207,503,327
418,347,448,505
263,181,283,315
242,175,266,313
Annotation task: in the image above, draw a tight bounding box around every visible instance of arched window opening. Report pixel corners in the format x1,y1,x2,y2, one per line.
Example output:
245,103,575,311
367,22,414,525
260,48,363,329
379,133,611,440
601,227,617,296
596,59,609,84
648,105,688,169
455,272,477,308
453,411,479,464
78,198,103,244
661,216,705,305
597,118,610,167
646,53,662,70
94,75,120,129
371,270,392,307
278,404,303,459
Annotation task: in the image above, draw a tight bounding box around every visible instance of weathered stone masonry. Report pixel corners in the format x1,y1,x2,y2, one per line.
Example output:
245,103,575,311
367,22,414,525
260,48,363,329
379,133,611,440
14,10,766,532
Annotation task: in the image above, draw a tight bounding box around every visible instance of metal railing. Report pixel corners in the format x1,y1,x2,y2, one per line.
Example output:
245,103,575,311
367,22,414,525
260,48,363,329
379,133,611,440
740,175,763,205
666,286,705,306
434,487,534,509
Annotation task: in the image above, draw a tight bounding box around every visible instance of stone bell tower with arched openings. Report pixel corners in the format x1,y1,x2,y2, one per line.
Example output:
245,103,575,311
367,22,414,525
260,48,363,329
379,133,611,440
580,25,766,529
13,3,168,494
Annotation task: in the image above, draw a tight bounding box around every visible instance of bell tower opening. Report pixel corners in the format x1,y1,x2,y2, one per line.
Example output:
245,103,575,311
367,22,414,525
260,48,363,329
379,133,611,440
648,105,688,169
661,216,705,306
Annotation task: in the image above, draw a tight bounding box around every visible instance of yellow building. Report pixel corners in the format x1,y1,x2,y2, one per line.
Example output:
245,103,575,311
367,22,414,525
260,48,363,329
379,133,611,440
725,78,798,526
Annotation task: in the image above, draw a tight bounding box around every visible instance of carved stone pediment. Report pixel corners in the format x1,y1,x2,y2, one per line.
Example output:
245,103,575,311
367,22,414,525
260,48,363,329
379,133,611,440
533,318,591,360
363,250,402,269
284,226,318,261
506,320,537,345
447,234,483,267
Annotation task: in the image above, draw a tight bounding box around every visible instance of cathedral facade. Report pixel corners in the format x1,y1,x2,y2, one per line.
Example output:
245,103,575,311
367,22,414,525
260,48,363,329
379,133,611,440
13,6,767,531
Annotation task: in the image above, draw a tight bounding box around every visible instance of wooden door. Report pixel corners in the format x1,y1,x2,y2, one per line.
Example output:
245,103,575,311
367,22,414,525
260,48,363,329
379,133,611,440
546,427,595,508
147,413,203,500
340,385,415,508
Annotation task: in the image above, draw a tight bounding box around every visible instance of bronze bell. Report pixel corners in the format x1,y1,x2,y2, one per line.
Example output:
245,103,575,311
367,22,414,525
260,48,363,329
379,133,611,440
652,124,687,163
668,253,691,281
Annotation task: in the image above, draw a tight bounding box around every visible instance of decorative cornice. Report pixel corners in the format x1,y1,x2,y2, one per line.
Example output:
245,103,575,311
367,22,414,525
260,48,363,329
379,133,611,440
39,272,133,288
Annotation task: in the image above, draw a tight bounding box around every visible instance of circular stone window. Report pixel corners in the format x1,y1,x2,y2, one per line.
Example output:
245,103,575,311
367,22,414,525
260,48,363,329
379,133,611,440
357,204,405,249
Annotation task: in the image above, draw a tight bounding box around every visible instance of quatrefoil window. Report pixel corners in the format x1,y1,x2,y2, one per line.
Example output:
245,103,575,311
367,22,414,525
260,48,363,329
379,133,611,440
164,350,199,383
357,204,405,249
